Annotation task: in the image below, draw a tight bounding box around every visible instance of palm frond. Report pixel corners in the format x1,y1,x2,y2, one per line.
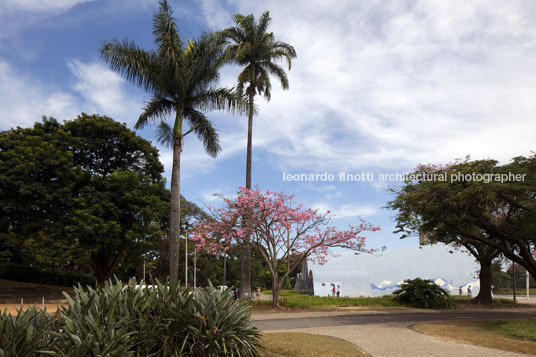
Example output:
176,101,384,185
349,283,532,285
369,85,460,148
219,11,296,103
256,67,272,100
257,11,272,36
136,95,175,130
99,39,158,92
183,108,221,157
191,88,248,115
270,42,297,69
262,61,288,90
153,0,182,70
156,121,174,147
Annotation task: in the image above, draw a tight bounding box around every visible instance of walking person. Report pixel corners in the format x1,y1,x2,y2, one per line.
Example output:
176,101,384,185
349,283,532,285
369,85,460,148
336,285,341,297
331,283,336,297
467,285,472,297
459,286,463,297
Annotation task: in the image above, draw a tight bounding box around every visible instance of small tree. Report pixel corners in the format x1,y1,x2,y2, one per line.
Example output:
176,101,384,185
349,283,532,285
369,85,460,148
193,187,380,308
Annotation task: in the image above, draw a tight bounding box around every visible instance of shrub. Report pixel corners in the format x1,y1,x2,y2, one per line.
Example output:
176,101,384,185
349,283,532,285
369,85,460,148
0,306,61,356
0,262,94,287
0,278,261,356
393,278,452,308
52,282,137,356
55,278,261,356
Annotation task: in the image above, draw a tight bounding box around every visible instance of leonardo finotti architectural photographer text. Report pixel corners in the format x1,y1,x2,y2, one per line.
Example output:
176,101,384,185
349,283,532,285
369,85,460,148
282,171,527,183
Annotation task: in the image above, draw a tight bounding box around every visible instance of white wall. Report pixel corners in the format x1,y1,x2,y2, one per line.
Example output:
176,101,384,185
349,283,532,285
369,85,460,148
307,244,480,297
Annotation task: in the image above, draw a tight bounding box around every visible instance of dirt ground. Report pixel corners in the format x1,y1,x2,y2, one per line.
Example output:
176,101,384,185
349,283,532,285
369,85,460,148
1,302,68,315
0,279,72,314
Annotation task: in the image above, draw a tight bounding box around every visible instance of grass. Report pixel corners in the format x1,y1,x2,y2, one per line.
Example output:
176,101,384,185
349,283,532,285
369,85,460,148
259,333,367,356
451,296,521,309
256,289,401,310
414,319,536,355
495,288,536,295
482,319,536,341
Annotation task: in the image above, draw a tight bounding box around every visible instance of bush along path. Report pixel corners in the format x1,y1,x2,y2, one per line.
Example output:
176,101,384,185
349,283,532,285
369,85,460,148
0,278,261,356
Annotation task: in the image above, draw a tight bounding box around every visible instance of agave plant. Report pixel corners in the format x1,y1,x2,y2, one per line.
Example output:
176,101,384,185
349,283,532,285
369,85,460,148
52,280,137,356
0,306,60,357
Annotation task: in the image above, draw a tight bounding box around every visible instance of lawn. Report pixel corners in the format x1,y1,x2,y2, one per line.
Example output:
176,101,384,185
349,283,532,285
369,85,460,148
256,289,401,309
482,319,536,341
414,319,536,355
260,333,366,356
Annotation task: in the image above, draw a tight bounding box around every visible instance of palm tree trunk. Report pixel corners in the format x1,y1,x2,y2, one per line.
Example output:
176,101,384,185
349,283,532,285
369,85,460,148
169,135,182,285
240,89,255,298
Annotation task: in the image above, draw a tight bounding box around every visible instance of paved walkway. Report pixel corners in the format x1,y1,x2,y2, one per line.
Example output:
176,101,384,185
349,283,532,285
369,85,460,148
253,308,536,356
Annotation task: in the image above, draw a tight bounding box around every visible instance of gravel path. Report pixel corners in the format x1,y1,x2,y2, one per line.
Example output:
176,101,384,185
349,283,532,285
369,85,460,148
255,309,534,356
265,322,525,356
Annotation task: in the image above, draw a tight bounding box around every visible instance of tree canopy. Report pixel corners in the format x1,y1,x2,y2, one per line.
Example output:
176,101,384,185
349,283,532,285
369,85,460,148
389,155,536,294
0,114,169,284
194,187,379,307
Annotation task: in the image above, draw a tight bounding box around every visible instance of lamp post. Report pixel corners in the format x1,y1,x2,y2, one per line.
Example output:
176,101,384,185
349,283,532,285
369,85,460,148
513,261,517,304
527,270,530,300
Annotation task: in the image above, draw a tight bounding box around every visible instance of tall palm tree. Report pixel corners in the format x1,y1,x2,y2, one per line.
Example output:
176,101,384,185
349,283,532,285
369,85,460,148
100,0,245,284
219,12,296,297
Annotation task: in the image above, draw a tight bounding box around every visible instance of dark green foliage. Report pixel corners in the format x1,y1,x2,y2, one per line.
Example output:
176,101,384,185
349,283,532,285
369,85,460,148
0,114,168,284
393,278,452,309
0,263,93,287
0,278,261,356
388,155,536,285
0,117,76,266
0,307,61,356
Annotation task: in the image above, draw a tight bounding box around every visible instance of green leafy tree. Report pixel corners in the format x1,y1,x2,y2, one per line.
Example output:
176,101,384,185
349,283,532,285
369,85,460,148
389,155,536,302
219,11,297,297
100,0,245,284
64,113,167,284
0,117,76,268
0,114,168,284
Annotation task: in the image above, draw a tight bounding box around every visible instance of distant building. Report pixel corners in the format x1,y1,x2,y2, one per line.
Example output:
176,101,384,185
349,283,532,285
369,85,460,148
295,244,479,297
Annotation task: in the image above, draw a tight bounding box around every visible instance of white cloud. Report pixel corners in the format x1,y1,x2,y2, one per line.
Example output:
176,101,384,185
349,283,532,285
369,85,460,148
313,202,378,218
200,0,536,172
68,60,143,122
0,59,143,130
0,61,79,129
196,0,233,30
1,0,94,13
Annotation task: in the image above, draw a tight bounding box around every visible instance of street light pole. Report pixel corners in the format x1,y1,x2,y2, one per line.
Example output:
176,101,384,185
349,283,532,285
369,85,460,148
527,270,530,300
513,261,517,304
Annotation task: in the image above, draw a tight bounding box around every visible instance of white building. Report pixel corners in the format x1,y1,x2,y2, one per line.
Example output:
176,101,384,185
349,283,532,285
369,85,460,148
295,244,480,297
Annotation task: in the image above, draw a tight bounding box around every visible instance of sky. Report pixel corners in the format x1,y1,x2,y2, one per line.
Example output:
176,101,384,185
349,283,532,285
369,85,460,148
1,0,535,251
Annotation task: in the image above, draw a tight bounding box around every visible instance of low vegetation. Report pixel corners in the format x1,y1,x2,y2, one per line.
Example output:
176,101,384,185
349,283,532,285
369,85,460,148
260,332,367,356
482,319,536,341
393,278,452,308
0,278,260,356
255,290,400,309
414,319,536,355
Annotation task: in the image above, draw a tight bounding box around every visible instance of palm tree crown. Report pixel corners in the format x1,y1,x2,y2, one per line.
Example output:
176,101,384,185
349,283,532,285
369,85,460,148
220,11,297,101
99,0,245,284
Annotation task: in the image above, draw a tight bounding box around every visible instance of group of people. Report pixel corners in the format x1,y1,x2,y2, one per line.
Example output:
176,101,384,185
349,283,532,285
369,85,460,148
331,283,341,297
459,285,472,297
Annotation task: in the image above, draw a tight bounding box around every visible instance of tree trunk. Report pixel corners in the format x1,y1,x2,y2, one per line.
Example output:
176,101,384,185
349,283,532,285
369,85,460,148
473,257,493,304
240,89,255,299
271,275,280,309
91,249,123,285
169,136,182,285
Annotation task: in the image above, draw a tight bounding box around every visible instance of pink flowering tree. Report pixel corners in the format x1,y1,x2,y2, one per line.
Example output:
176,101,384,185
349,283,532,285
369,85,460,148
193,187,380,308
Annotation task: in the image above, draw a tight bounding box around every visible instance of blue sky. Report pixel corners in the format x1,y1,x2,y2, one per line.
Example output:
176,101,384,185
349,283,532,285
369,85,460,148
1,0,535,251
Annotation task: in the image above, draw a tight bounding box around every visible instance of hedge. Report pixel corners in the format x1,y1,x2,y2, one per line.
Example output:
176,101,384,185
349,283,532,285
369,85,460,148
0,262,94,287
